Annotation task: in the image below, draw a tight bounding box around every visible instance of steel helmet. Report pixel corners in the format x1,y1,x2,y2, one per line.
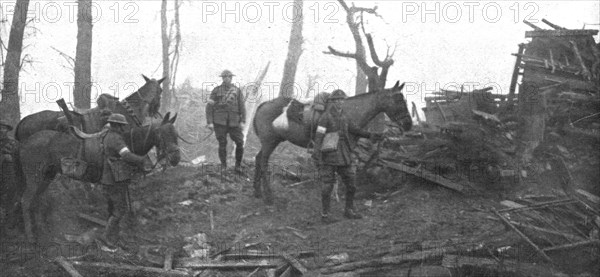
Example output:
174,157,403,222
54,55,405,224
107,113,128,125
219,70,235,77
328,89,347,101
0,119,13,131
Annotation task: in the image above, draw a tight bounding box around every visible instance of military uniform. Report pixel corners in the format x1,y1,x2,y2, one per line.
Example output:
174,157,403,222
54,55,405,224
206,70,247,168
313,91,381,221
99,114,145,247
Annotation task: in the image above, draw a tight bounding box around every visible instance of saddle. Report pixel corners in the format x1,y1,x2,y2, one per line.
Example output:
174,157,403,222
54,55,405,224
61,126,106,182
285,92,331,127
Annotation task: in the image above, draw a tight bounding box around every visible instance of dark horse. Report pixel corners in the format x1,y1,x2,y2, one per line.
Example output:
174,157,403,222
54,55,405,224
18,113,180,241
253,81,412,205
15,75,165,141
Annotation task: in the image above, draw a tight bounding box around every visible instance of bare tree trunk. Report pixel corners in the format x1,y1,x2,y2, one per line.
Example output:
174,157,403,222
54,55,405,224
0,0,30,129
279,0,303,98
355,63,368,94
160,0,171,113
73,0,93,109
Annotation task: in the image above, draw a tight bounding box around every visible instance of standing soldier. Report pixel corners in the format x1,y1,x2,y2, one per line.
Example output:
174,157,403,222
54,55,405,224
206,69,246,172
312,90,383,223
0,120,18,232
99,113,147,250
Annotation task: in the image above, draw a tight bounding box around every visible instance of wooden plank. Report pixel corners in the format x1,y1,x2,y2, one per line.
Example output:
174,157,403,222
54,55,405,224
54,256,84,277
525,29,598,38
576,189,600,204
543,240,600,252
72,261,190,277
379,160,466,193
281,253,307,275
174,260,278,269
164,248,174,270
492,209,554,264
77,213,107,227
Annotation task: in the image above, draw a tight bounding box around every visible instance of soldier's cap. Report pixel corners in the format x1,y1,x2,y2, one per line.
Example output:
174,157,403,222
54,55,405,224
107,113,128,125
219,70,235,77
0,120,13,131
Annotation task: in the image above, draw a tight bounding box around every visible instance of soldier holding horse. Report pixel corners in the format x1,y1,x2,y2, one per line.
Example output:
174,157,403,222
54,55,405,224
98,113,149,250
17,112,180,242
252,81,412,206
312,90,384,222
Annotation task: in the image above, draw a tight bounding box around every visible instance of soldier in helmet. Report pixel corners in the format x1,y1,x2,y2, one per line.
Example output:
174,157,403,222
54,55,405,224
206,69,247,172
312,90,383,223
99,113,147,250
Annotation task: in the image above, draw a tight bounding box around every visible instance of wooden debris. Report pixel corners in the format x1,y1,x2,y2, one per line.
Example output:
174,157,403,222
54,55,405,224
175,260,278,269
543,239,600,252
288,179,312,187
72,261,190,277
280,253,308,275
54,256,83,277
443,255,568,277
321,248,446,274
525,29,599,38
77,213,107,227
378,160,467,193
164,248,174,270
499,200,526,210
492,209,554,264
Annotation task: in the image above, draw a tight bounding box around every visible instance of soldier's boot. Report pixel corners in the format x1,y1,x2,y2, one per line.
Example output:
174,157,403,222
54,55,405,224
218,146,227,170
101,216,121,250
321,194,338,224
344,192,363,220
234,145,244,173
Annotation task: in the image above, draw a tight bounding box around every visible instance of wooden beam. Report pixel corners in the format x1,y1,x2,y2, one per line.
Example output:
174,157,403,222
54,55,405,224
492,209,554,264
72,261,190,277
541,19,566,30
174,260,278,269
379,160,467,193
509,43,526,104
525,29,598,38
54,257,84,277
280,253,307,275
543,240,600,252
77,213,107,227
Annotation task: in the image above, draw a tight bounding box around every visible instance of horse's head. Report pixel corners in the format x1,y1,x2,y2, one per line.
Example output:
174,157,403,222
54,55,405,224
126,75,166,119
154,112,180,166
378,81,413,131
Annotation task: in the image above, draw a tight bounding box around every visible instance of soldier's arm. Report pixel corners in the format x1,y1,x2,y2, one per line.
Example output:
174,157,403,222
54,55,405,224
109,136,145,166
313,114,330,151
238,87,246,124
206,87,218,125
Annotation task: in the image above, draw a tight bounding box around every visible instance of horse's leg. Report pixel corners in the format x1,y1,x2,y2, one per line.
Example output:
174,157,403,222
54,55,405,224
33,172,55,239
21,163,54,242
253,150,263,198
260,141,281,205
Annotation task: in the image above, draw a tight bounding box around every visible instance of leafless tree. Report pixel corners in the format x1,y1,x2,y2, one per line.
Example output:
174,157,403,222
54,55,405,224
279,0,304,98
73,0,93,109
160,0,182,113
0,0,31,128
325,0,395,94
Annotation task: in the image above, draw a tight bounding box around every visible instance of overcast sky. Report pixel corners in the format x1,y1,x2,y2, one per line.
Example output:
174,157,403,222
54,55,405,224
1,0,598,116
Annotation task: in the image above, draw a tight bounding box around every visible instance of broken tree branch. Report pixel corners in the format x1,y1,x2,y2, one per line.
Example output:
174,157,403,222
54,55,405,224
72,261,190,277
325,46,357,59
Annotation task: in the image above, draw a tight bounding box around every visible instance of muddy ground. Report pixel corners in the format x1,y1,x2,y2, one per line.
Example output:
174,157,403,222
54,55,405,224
1,126,598,277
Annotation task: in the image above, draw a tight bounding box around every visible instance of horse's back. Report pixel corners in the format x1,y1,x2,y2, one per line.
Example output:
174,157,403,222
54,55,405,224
19,130,80,166
253,97,311,148
16,110,63,141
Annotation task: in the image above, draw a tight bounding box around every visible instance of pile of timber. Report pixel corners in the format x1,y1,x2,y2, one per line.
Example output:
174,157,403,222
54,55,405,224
517,19,600,142
354,109,519,192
